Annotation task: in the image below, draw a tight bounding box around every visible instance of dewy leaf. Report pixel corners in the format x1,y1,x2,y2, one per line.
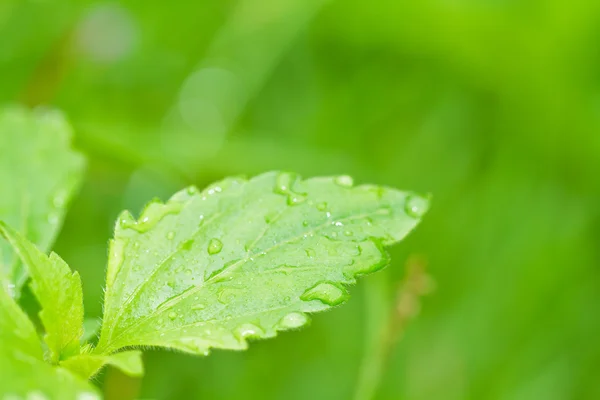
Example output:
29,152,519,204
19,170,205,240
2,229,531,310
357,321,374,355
95,172,430,355
0,285,99,399
0,106,86,298
0,221,84,363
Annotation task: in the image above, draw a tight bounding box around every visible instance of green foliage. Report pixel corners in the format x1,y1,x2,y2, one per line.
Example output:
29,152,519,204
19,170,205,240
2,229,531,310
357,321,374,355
0,285,100,399
0,128,427,398
0,106,85,298
4,1,600,398
0,222,84,363
95,172,426,355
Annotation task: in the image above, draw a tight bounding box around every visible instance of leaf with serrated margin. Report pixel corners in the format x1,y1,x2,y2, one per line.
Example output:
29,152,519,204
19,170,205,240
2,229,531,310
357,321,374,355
0,221,84,364
0,285,99,399
0,106,85,298
95,172,429,356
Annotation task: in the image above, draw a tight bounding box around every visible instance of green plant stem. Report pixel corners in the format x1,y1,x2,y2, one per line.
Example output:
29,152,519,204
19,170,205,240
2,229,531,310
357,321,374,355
354,256,433,400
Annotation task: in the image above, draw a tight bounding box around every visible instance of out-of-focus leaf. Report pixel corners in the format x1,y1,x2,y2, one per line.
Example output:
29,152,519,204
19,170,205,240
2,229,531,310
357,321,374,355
0,221,84,363
0,285,99,399
0,106,85,298
94,172,428,355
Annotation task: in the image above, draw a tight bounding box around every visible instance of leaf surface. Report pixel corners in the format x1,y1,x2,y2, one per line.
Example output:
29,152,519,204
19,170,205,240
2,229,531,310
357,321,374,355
0,221,84,363
95,172,429,355
60,350,144,380
0,285,99,399
0,106,85,297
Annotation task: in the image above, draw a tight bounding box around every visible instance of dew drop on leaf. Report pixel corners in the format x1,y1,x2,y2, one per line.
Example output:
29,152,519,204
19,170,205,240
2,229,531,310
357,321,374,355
234,323,264,340
192,303,205,311
264,210,279,223
404,194,429,218
274,172,296,195
51,190,68,208
300,282,348,306
166,231,175,240
279,312,308,329
334,175,354,188
168,311,177,320
287,193,307,206
207,238,223,255
47,213,59,224
316,202,328,211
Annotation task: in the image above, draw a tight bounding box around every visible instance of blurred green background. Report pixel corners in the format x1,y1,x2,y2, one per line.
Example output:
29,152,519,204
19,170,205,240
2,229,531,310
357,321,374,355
2,0,600,399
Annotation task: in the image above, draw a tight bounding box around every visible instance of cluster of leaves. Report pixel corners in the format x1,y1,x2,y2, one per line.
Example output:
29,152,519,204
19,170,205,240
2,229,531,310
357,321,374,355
0,107,428,398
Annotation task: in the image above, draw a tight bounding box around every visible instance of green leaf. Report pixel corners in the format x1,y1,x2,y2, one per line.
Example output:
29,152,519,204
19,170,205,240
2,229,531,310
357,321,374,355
0,106,86,298
0,221,84,363
0,277,42,361
95,172,429,355
0,285,99,399
60,350,144,380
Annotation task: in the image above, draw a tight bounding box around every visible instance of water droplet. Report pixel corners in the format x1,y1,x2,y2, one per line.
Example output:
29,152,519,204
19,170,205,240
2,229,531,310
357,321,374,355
316,202,328,211
234,323,264,340
302,220,309,227
334,175,354,188
47,213,59,224
287,193,307,206
192,303,206,310
185,268,192,275
404,194,429,218
6,283,16,298
207,238,223,255
264,211,279,223
132,241,140,249
305,248,316,257
168,311,177,320
218,288,238,304
167,279,175,288
187,186,198,195
166,231,175,240
182,239,194,251
274,172,296,195
301,282,348,306
344,230,353,236
333,221,343,227
52,190,68,208
279,312,309,329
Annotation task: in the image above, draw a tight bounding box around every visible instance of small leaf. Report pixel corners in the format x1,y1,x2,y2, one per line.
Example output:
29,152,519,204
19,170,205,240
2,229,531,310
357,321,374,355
0,285,99,399
61,350,144,380
0,221,84,363
0,106,85,298
0,279,42,361
95,172,429,355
